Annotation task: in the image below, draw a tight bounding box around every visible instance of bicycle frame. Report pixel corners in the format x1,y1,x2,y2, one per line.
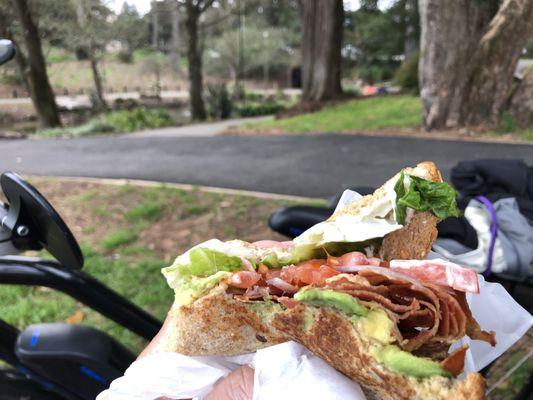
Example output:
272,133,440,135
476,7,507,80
0,256,161,341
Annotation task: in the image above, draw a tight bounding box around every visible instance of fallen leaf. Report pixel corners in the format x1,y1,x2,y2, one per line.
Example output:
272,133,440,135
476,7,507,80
66,310,85,324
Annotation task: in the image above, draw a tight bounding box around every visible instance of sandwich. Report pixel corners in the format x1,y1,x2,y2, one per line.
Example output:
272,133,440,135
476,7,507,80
158,161,496,400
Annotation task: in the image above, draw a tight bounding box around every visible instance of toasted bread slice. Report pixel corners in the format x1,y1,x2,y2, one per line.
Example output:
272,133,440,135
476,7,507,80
272,304,484,400
151,288,286,356
330,161,442,260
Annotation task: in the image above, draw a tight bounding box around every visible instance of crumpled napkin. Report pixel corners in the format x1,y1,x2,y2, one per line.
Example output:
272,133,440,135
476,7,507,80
97,341,366,400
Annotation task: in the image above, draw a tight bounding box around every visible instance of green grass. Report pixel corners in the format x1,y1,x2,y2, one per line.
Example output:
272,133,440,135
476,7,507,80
1,245,171,352
126,200,165,222
185,204,209,215
100,229,138,251
247,95,422,134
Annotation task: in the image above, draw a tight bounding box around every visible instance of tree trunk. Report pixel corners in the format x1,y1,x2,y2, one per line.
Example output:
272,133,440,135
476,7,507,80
508,68,533,128
151,0,159,50
11,0,61,128
170,0,181,70
299,0,344,102
463,0,533,126
403,0,418,58
77,0,107,111
185,3,206,120
418,0,532,130
89,55,107,111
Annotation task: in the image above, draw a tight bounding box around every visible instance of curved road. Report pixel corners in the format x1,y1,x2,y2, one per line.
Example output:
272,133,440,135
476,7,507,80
0,134,531,198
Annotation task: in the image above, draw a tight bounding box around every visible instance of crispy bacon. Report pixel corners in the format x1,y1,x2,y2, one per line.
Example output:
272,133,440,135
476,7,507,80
278,296,301,309
441,345,469,377
226,249,494,373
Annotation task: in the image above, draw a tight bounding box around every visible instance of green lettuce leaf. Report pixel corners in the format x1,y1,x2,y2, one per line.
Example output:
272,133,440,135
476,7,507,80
394,174,460,224
174,271,232,305
178,247,243,277
394,172,407,224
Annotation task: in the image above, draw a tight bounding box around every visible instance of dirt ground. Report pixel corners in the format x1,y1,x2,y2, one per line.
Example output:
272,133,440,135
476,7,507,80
29,178,294,263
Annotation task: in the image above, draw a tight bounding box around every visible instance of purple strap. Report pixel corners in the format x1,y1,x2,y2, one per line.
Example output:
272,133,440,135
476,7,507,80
475,195,498,277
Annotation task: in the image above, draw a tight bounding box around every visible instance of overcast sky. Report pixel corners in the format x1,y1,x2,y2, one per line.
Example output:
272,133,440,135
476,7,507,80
109,0,394,16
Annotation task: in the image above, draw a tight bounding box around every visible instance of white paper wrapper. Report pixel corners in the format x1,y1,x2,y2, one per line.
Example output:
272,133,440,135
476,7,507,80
97,341,366,400
451,275,533,374
98,190,533,400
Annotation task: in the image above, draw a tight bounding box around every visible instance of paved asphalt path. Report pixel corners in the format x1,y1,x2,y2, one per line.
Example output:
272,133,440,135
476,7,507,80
0,134,531,198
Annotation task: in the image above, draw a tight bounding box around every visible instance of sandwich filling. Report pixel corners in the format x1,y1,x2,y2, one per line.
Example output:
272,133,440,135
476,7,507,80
162,173,494,380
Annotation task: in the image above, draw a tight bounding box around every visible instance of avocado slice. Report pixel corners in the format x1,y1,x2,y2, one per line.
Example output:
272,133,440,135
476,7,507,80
373,345,452,379
174,271,231,305
295,288,368,317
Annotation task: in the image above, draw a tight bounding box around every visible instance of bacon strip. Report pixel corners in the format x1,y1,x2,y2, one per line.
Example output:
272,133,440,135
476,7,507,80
441,345,469,377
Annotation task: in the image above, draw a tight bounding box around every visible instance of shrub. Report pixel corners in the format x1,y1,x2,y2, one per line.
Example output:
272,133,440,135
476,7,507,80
236,102,286,117
394,52,419,93
102,108,174,132
117,50,133,64
37,108,175,138
244,91,265,102
206,83,233,119
498,111,517,133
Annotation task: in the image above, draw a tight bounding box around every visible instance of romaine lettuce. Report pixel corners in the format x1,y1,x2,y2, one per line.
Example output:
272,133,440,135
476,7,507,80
176,247,243,277
394,174,460,224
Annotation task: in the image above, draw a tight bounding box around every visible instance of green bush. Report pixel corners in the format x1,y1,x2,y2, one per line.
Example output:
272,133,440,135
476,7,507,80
498,111,518,133
358,65,392,84
394,52,419,93
206,83,233,119
102,108,174,132
117,51,133,64
37,108,175,138
244,91,265,102
236,102,286,117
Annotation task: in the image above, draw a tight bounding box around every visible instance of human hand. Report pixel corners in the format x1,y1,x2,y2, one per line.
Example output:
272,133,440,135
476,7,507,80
204,365,254,400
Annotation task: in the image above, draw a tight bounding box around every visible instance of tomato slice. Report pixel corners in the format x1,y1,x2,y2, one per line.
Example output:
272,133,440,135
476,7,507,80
281,259,339,286
228,271,262,289
327,251,368,267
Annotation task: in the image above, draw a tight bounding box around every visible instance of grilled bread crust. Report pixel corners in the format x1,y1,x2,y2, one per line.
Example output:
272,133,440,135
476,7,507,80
151,288,286,356
272,305,485,400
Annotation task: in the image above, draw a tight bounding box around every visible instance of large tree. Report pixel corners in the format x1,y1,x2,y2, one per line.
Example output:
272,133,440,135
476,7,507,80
180,0,215,121
299,0,344,102
9,0,61,127
418,0,533,130
75,0,109,111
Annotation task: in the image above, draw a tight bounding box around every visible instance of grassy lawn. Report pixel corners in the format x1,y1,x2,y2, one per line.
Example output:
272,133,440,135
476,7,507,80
237,95,533,143
0,178,311,353
245,95,423,134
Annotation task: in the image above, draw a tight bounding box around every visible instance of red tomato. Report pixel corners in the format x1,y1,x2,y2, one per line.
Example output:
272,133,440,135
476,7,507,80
228,271,261,289
282,259,338,286
327,251,368,267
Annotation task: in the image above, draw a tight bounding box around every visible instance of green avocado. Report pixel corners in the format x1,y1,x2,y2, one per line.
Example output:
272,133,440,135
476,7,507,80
373,345,452,379
174,271,231,305
294,288,368,317
361,308,395,344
